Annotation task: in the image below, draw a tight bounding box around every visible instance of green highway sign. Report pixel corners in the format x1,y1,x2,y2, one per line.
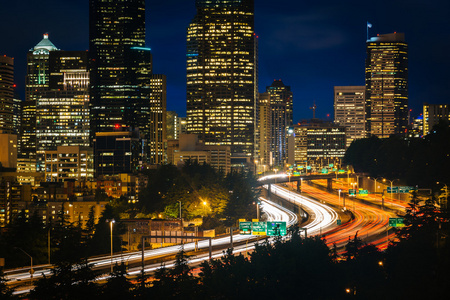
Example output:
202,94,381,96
338,169,346,173
358,189,369,195
349,189,356,195
267,221,287,236
252,221,267,235
321,168,328,174
337,219,342,225
387,187,399,193
239,221,252,235
307,166,311,170
329,164,334,167
398,186,416,193
389,218,405,227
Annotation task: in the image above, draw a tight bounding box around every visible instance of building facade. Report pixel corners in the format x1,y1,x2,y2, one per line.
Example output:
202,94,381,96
148,74,167,165
44,146,93,183
89,0,151,142
0,55,15,135
365,33,408,138
291,120,346,169
334,86,366,147
186,0,256,157
22,34,59,162
423,103,450,135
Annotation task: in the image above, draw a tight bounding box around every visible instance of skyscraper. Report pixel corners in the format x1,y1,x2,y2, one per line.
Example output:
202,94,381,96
89,0,164,168
366,33,408,138
423,103,450,135
148,74,167,165
35,51,90,172
258,80,293,167
22,34,59,161
334,86,366,147
89,0,150,133
0,55,14,134
186,0,256,157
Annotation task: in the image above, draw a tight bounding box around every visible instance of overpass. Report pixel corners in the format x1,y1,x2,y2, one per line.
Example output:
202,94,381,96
257,173,358,194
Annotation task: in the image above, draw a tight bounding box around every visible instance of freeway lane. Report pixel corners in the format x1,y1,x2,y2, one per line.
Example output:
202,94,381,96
298,182,398,249
6,197,298,286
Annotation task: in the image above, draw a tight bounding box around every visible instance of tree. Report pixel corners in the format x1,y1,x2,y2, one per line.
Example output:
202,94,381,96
101,263,133,300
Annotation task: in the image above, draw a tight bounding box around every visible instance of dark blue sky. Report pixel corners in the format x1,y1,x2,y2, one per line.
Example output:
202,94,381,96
1,0,449,122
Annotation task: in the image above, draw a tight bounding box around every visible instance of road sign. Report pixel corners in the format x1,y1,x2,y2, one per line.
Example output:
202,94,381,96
358,189,369,195
387,187,399,193
338,169,346,173
349,189,356,195
329,164,334,167
398,186,416,193
389,218,405,227
337,219,342,225
306,166,311,170
252,221,267,235
267,221,287,236
321,168,328,174
239,221,252,235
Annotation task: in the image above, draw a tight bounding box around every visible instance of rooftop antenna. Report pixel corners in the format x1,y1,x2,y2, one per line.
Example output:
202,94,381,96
310,101,317,119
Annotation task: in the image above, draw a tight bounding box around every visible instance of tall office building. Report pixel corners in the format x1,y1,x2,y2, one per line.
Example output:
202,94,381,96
22,34,59,161
89,0,164,168
266,80,293,166
366,33,408,138
0,55,14,134
166,111,180,140
258,93,271,170
35,51,90,172
186,0,256,157
89,0,150,134
148,74,167,165
334,86,366,147
423,103,450,135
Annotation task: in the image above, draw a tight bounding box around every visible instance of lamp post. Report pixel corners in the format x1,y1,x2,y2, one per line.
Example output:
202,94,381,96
202,201,207,218
108,219,115,274
369,177,383,194
338,189,342,208
15,247,33,286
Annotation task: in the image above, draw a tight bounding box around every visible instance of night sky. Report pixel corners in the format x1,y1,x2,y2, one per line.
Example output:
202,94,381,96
1,0,449,122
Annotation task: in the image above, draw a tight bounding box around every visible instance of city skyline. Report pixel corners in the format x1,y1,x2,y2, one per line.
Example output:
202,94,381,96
1,0,449,123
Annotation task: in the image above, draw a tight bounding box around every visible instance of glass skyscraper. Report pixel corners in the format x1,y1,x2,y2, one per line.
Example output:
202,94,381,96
366,33,408,138
186,0,256,156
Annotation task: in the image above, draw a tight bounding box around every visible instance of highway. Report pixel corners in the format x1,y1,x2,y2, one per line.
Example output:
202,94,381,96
7,196,299,289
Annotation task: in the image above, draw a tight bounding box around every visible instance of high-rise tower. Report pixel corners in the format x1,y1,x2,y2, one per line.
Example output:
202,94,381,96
22,34,59,161
366,33,408,138
90,0,164,170
89,0,151,136
0,55,14,134
334,86,366,147
186,0,256,157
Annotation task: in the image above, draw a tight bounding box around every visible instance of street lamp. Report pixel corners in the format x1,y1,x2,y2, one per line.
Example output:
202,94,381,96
15,247,33,285
338,189,342,208
202,201,207,218
108,219,115,274
369,177,383,194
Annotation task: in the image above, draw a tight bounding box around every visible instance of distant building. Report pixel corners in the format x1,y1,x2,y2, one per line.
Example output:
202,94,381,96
166,111,180,141
93,129,144,176
44,146,93,183
258,93,271,171
0,177,21,226
148,74,167,165
366,33,408,138
423,103,450,135
334,86,366,147
0,134,17,169
173,134,231,174
291,120,346,169
0,55,15,135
